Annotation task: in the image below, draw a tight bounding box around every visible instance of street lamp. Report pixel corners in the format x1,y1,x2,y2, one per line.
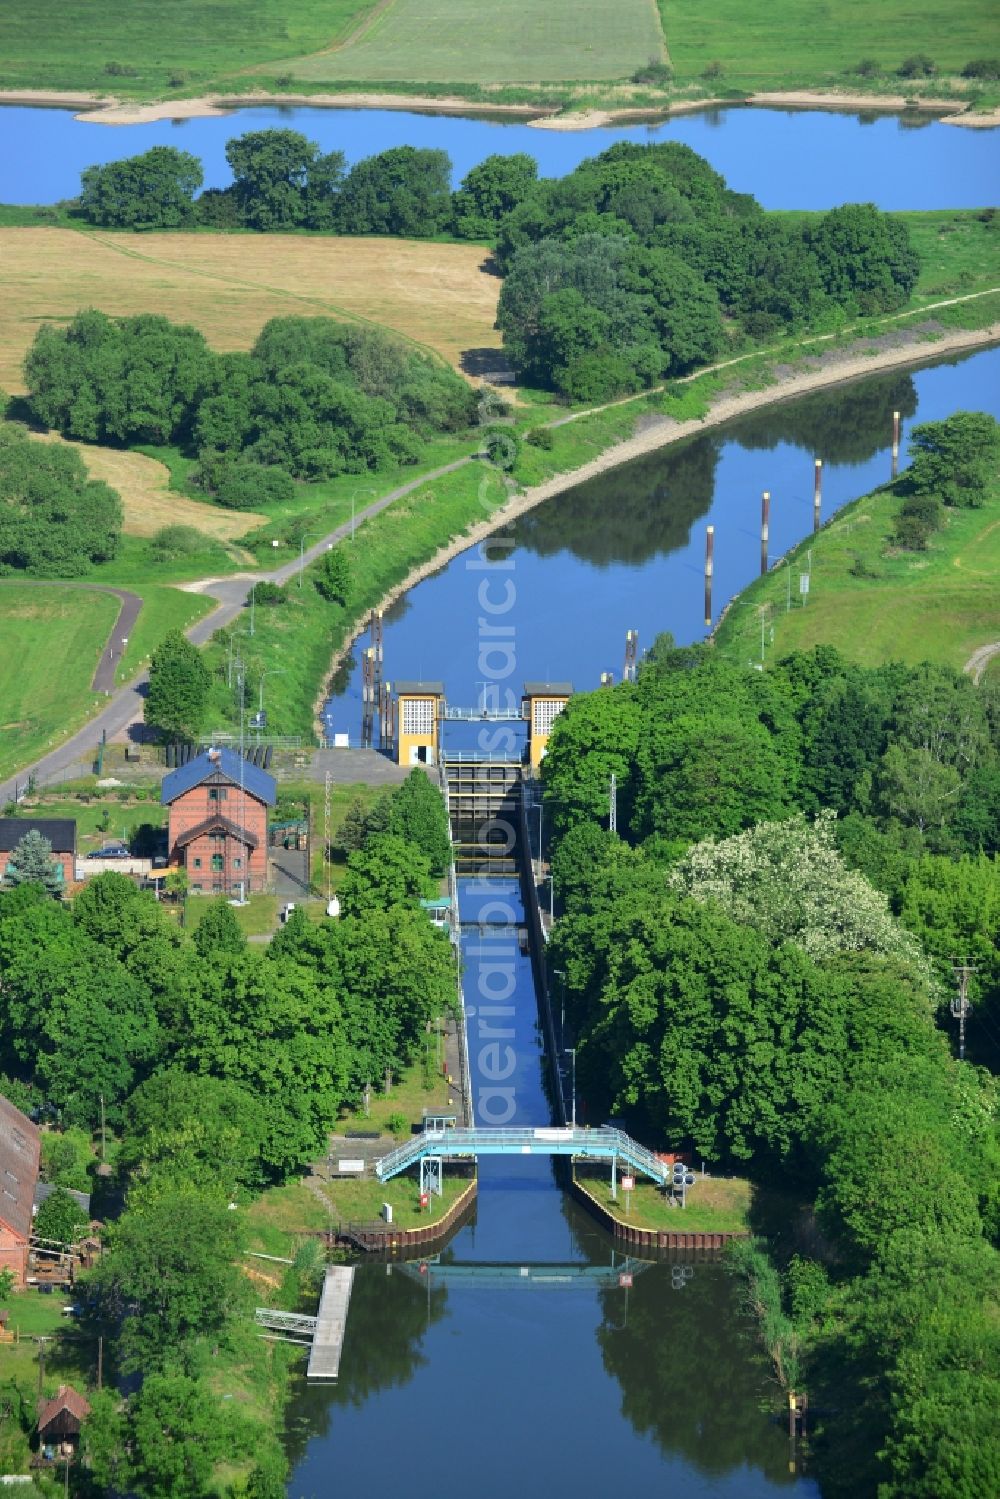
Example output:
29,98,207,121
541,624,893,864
299,532,330,587
259,667,287,715
553,969,566,1048
565,1046,577,1129
248,583,257,637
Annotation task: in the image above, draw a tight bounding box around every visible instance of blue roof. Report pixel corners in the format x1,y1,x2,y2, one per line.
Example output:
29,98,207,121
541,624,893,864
161,747,277,808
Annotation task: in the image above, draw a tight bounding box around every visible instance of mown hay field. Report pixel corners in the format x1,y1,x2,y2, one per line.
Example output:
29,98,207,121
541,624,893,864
0,227,503,394
31,432,263,540
286,0,666,83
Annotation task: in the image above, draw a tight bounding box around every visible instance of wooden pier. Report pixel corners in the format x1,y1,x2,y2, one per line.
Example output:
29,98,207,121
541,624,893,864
306,1265,355,1381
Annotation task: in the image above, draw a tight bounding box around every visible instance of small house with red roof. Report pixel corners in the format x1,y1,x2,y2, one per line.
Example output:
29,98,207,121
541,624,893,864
161,747,276,894
37,1385,91,1453
0,1092,41,1286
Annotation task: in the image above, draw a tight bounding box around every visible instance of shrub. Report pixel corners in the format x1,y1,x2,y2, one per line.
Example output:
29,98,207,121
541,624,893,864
899,492,943,529
215,463,295,510
35,1186,90,1244
104,61,138,76
526,425,555,450
480,426,521,471
386,1111,410,1136
893,513,933,550
251,581,287,605
962,58,1000,80
631,60,673,87
897,54,936,78
856,59,882,77
167,70,188,88
148,524,204,562
702,60,725,80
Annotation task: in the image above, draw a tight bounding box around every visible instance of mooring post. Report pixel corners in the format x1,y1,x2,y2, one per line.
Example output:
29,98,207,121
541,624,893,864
760,491,770,575
813,459,823,532
892,410,901,470
704,524,714,626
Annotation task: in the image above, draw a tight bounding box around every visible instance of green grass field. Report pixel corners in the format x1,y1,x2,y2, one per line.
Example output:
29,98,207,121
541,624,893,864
658,0,998,90
285,0,666,84
0,0,376,95
576,1171,752,1234
714,474,1000,674
0,584,114,783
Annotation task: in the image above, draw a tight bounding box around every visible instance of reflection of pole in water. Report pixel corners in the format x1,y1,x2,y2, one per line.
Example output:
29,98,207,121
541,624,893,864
760,490,770,575
813,458,823,533
704,525,714,626
891,409,901,479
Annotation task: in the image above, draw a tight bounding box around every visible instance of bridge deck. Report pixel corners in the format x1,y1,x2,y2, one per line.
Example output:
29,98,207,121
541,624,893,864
306,1265,355,1381
375,1127,670,1186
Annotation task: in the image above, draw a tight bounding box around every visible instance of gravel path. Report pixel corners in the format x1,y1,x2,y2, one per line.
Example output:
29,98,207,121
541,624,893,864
964,641,1000,684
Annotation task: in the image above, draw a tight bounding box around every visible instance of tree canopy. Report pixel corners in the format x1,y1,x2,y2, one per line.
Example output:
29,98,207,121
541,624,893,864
0,420,121,576
145,628,211,742
80,146,203,229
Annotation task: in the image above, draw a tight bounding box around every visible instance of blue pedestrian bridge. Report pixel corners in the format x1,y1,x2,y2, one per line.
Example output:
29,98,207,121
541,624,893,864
374,1126,672,1187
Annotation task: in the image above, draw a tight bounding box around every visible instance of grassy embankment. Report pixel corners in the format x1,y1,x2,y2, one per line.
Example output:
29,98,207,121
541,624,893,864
576,1170,752,1234
713,464,1000,674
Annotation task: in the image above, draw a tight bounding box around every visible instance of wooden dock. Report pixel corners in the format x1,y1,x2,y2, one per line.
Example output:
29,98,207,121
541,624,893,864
306,1265,355,1381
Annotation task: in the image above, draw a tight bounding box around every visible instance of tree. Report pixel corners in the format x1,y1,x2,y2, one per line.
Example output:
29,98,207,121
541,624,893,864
145,629,211,742
904,411,1000,508
225,129,318,230
2,828,63,892
542,682,642,835
34,1185,89,1244
92,1183,249,1371
314,545,351,605
119,1069,268,1193
127,1373,224,1499
0,421,121,576
336,147,453,237
79,146,203,229
338,834,432,915
25,310,213,447
388,769,451,876
0,1267,15,1302
669,810,930,971
452,153,538,239
192,897,246,959
809,202,919,314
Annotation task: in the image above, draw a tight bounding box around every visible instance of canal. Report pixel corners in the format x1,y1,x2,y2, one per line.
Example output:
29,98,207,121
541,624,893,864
0,95,994,1497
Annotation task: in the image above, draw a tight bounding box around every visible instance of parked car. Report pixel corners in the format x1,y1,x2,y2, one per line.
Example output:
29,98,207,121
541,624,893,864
90,842,130,859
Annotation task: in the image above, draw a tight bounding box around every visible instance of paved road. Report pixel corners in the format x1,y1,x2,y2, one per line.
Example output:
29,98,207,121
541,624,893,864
1,457,474,802
0,578,144,692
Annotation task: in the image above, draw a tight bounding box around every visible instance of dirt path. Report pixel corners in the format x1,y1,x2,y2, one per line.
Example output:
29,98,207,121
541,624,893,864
964,642,1000,683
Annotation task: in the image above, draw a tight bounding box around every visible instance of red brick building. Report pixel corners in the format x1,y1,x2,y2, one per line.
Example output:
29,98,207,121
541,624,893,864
0,818,76,889
0,1093,41,1286
161,747,276,894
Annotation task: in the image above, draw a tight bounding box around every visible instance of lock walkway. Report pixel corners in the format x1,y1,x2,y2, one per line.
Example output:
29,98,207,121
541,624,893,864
374,1126,671,1187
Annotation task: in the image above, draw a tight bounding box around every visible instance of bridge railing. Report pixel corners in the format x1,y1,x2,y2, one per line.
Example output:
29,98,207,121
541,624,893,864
374,1126,671,1185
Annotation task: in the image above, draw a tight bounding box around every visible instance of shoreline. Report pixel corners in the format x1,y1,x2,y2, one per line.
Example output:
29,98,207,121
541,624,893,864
312,319,1000,730
0,86,994,129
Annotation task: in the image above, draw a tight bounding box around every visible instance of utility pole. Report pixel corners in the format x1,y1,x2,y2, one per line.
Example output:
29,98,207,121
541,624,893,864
609,772,617,834
37,1335,51,1398
950,959,976,1061
99,1094,106,1164
323,770,332,907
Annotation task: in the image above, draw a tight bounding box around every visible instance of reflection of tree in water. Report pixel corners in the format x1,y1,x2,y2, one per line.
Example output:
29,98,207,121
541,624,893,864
726,369,918,466
325,648,355,701
281,1265,447,1466
510,434,722,567
597,1262,797,1486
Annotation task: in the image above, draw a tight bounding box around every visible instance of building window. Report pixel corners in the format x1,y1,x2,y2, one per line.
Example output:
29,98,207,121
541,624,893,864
532,697,567,736
193,857,202,869
234,857,242,870
192,883,202,892
212,881,223,893
208,787,228,802
211,854,224,872
401,697,436,736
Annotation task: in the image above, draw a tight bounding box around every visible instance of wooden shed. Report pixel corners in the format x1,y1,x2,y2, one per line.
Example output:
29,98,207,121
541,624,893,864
37,1385,91,1450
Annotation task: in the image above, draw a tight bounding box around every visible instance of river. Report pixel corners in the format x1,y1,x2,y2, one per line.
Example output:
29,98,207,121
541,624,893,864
0,101,996,209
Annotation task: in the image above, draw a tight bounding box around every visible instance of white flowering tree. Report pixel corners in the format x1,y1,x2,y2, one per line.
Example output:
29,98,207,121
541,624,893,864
669,810,930,977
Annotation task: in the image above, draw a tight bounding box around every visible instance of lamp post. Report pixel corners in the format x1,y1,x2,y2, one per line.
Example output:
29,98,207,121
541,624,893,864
259,667,287,715
299,532,329,587
249,583,257,637
554,968,566,1048
565,1047,577,1128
